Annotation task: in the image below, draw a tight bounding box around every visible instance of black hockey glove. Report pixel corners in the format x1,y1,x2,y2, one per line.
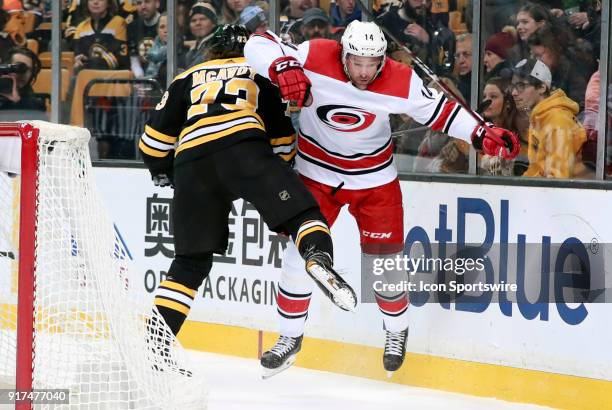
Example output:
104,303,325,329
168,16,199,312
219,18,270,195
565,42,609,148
152,172,174,188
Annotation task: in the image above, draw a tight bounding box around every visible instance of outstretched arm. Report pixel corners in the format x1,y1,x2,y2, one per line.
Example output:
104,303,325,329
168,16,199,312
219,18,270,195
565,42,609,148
399,71,519,159
245,32,312,108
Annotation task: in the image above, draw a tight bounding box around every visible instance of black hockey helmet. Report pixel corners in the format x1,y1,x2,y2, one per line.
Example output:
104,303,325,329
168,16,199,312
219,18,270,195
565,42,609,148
207,24,250,57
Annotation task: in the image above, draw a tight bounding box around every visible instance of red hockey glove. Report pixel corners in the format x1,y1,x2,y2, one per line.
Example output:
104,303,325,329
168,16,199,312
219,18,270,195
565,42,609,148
471,122,520,160
268,56,311,108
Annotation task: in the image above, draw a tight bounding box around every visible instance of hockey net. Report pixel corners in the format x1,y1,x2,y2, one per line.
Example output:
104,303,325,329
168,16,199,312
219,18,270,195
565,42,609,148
0,121,207,409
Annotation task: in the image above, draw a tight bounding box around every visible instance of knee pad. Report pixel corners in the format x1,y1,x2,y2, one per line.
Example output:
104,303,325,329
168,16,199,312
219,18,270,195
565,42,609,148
167,252,213,290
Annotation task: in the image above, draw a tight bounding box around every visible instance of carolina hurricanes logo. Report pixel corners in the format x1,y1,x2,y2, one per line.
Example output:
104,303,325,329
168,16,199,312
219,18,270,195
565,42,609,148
316,105,376,132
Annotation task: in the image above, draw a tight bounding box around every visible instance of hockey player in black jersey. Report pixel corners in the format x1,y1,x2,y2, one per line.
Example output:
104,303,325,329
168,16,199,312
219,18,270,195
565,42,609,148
139,25,357,376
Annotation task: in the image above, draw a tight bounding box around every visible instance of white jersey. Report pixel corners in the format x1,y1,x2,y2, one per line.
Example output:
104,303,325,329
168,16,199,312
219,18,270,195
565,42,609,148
244,32,479,189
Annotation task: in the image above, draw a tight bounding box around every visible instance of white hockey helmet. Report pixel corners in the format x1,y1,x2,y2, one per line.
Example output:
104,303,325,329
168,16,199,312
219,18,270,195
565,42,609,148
341,21,387,79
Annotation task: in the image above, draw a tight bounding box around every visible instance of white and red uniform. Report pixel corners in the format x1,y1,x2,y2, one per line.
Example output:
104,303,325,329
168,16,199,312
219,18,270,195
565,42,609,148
245,32,479,336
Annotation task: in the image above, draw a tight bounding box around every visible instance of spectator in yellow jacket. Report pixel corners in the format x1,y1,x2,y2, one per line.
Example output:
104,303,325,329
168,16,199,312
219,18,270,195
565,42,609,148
510,58,588,179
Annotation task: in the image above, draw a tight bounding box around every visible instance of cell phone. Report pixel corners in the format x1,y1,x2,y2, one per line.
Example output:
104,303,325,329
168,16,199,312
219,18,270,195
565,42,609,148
0,77,14,94
565,6,579,16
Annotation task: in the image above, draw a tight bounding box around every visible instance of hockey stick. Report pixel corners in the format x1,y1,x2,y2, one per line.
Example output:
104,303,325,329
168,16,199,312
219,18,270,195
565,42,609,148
353,1,510,149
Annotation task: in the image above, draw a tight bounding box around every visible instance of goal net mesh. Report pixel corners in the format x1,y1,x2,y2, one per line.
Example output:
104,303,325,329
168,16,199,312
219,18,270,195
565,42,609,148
0,121,207,409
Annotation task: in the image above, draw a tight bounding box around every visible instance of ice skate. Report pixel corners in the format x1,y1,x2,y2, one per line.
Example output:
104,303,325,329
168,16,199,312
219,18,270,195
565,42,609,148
146,320,193,377
305,251,357,312
383,327,408,377
261,335,303,379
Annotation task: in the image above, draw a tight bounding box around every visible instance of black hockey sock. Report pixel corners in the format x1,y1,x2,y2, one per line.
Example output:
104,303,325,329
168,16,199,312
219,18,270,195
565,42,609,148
154,279,196,335
153,254,212,336
285,208,333,262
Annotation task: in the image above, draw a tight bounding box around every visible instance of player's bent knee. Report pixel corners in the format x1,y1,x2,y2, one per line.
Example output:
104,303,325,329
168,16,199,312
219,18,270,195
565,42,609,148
167,253,213,290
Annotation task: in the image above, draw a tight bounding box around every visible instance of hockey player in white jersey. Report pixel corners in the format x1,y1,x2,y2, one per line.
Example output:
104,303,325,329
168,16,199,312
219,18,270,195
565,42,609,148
244,20,519,377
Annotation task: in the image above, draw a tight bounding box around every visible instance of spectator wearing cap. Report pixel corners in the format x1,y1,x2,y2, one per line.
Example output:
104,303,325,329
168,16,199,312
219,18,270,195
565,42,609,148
330,0,360,28
240,5,268,34
300,7,331,40
510,58,588,179
184,2,218,68
483,28,516,82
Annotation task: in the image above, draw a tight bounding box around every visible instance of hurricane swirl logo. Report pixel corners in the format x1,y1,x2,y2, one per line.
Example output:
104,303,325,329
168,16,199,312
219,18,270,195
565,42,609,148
316,105,376,132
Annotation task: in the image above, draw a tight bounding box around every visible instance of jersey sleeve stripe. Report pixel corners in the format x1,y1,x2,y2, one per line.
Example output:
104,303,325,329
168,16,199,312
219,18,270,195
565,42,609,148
271,141,295,150
138,139,171,158
272,145,295,154
145,125,177,144
423,95,447,126
278,151,296,162
442,105,462,134
430,100,458,132
252,31,278,43
141,133,174,151
269,135,295,146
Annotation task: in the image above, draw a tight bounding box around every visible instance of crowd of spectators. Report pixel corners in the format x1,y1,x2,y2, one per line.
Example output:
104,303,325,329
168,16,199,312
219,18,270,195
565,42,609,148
393,0,604,179
0,0,608,177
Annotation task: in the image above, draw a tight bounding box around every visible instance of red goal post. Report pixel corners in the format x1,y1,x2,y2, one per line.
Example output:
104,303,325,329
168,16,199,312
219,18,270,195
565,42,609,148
0,121,208,409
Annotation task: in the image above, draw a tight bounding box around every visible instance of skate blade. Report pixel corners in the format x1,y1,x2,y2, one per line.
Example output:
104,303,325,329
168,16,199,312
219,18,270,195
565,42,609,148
307,264,357,312
261,354,296,380
333,288,357,313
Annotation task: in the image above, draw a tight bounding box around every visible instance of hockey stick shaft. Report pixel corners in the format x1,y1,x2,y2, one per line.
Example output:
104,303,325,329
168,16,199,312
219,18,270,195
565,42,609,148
351,1,517,149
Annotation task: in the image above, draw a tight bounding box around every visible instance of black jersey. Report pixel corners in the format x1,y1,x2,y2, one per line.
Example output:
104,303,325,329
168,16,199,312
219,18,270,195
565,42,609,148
140,57,296,173
65,0,136,40
73,14,129,70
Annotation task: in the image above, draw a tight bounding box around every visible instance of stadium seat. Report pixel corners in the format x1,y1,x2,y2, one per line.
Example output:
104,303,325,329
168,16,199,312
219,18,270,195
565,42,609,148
32,68,70,102
26,38,39,55
70,69,134,126
38,51,75,77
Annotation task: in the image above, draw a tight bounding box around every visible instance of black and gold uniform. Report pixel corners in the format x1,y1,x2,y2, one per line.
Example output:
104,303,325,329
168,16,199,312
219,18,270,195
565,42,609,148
64,0,86,42
140,56,297,169
73,13,129,70
141,25,349,339
65,0,135,42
